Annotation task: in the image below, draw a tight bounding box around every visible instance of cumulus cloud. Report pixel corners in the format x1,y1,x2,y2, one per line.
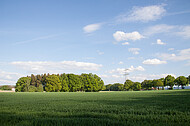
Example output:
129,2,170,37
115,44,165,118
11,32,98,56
143,58,167,65
113,31,144,42
159,48,190,61
156,39,166,45
122,42,129,45
11,61,103,74
117,5,166,22
109,66,145,75
83,23,102,33
128,48,140,55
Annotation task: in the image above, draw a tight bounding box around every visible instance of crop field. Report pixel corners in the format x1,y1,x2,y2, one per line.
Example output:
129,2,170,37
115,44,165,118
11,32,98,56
0,90,190,126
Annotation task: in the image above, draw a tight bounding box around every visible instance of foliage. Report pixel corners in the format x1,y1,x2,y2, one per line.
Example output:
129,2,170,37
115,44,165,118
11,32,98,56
28,85,37,92
152,79,164,89
0,85,12,90
1,90,190,126
164,75,175,89
45,75,61,92
124,79,134,91
141,80,152,90
15,77,31,92
175,76,188,89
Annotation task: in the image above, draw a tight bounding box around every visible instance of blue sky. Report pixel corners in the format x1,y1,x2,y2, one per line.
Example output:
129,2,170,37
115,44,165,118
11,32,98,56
1,0,190,85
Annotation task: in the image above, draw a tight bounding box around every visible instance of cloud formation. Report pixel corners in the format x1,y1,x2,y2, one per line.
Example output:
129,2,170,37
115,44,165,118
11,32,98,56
157,39,166,45
176,26,190,39
128,48,140,55
83,23,102,33
11,61,103,73
117,5,166,22
159,48,190,61
144,24,175,36
109,66,145,75
122,42,129,45
113,31,144,42
143,58,167,65
129,73,176,82
0,70,24,85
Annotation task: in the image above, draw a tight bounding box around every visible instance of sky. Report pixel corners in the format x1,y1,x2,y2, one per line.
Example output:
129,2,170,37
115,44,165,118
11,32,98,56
1,0,190,85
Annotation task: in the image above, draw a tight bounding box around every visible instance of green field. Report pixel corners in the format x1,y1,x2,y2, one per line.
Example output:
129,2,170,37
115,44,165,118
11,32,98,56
0,90,190,126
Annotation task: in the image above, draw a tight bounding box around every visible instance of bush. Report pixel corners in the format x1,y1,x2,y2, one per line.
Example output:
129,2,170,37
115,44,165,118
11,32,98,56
28,86,37,92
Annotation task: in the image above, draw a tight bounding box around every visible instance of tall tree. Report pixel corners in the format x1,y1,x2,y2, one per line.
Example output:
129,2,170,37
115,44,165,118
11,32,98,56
141,80,153,90
45,75,61,92
164,75,175,89
133,82,141,91
124,79,134,91
15,77,31,92
175,76,188,89
152,79,163,90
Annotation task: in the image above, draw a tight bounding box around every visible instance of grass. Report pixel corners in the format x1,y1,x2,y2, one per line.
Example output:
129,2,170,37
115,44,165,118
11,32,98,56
0,90,190,126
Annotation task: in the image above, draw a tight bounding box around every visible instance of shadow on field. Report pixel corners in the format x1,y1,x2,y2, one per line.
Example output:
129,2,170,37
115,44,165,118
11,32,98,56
0,90,190,126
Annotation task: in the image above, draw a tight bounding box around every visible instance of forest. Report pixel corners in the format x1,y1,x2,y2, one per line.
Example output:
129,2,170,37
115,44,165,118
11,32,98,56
15,73,104,92
15,73,189,92
105,75,190,91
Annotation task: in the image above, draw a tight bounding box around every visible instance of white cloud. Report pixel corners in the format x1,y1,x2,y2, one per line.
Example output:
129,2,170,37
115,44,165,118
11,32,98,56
109,66,145,75
128,48,140,55
0,70,24,85
159,48,190,61
129,73,176,82
117,5,166,22
168,48,174,51
113,31,144,42
99,75,109,78
143,58,167,65
144,24,175,36
83,23,102,33
111,75,121,78
97,50,104,55
122,42,129,45
176,26,190,39
156,39,166,45
11,61,103,73
119,61,124,65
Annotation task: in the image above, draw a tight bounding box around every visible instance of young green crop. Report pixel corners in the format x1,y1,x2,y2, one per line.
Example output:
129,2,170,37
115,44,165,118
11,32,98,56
0,90,190,126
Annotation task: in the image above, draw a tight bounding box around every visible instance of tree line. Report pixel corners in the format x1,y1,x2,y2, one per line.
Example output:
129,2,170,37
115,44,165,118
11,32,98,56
15,73,104,92
105,75,190,91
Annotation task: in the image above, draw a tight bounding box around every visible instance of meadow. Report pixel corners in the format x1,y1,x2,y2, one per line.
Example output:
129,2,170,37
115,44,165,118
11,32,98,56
0,90,190,126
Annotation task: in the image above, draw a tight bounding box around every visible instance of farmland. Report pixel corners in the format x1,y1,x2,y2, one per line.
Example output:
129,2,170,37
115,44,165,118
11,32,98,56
0,90,190,126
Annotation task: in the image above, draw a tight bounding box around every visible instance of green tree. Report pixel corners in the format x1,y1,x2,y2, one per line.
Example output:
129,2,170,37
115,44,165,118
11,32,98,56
152,79,163,90
133,82,141,91
45,75,61,92
105,84,112,91
28,85,37,92
164,75,175,89
141,80,153,90
110,83,124,91
124,79,134,91
15,77,31,92
37,84,44,92
175,76,188,89
60,73,69,92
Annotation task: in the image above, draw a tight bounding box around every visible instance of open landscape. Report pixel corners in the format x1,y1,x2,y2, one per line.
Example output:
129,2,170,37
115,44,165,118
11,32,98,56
1,90,190,126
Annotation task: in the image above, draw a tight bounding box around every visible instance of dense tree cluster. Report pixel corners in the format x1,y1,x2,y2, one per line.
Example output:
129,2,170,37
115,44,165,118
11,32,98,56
105,75,189,91
15,73,104,92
